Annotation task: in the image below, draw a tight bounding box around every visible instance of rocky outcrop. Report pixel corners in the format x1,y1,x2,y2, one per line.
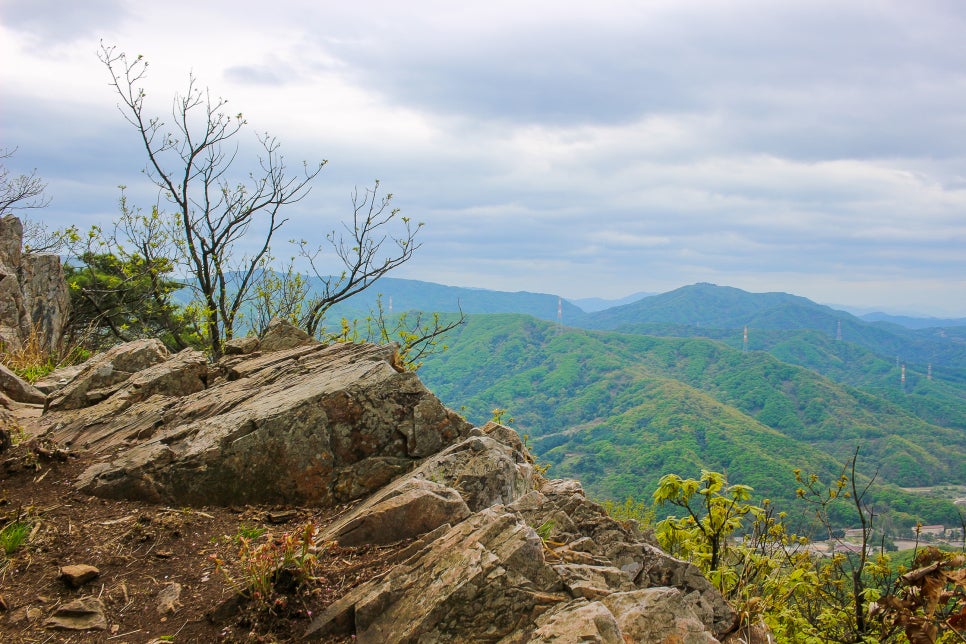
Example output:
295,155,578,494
42,339,472,507
0,215,69,354
45,338,172,411
305,424,736,642
37,330,738,642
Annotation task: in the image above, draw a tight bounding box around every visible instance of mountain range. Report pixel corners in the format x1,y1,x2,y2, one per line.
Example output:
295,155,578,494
294,277,966,530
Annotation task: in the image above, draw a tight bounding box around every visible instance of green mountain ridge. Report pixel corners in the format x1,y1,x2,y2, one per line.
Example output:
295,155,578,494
417,313,966,529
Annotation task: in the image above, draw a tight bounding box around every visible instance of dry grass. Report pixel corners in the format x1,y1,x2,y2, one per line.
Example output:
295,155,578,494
0,325,88,383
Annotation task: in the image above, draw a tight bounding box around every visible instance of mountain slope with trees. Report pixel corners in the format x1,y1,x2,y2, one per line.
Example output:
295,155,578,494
417,313,966,529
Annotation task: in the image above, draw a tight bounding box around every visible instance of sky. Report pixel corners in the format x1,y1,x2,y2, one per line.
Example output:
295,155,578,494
2,0,965,317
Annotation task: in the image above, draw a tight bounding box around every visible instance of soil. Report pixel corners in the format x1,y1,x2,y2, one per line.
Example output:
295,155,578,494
0,413,410,643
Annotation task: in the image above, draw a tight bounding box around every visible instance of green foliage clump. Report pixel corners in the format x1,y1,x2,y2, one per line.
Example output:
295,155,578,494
645,462,966,643
0,520,32,558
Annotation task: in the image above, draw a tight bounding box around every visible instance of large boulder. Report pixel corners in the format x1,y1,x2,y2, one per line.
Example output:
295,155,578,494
50,342,471,506
20,252,69,353
306,508,563,642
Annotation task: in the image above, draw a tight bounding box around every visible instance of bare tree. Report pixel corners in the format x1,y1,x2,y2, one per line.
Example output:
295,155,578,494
298,180,422,337
0,148,50,216
0,148,63,254
99,44,324,358
99,44,458,361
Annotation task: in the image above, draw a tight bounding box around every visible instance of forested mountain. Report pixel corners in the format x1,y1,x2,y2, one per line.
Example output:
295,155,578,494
417,310,966,530
860,311,966,329
321,277,586,324
581,283,966,374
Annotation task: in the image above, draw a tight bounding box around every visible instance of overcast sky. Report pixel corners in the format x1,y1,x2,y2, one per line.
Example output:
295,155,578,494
2,0,965,316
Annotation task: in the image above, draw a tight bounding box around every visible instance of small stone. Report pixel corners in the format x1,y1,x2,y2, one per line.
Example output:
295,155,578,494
45,596,108,631
157,582,182,615
59,564,100,588
267,509,299,524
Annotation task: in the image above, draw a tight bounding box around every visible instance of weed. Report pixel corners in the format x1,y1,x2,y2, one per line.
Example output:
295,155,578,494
535,520,555,542
235,524,267,543
490,408,513,425
212,521,326,609
0,520,32,556
6,423,28,446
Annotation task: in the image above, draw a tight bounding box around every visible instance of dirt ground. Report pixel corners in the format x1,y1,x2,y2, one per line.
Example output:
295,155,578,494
0,416,410,643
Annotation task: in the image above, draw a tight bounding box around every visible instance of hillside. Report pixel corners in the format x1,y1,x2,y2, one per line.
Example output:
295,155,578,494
418,314,966,529
581,283,966,374
860,311,966,329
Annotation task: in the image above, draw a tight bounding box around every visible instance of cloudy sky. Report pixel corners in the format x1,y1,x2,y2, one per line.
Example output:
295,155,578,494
2,0,965,316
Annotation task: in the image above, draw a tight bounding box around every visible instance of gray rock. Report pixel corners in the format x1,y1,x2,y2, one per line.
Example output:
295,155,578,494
56,342,471,506
509,478,736,639
0,264,27,352
305,509,563,642
20,252,69,353
258,317,315,352
44,596,107,631
223,335,260,355
0,215,22,268
413,434,536,511
525,599,623,644
0,215,69,353
0,363,46,405
46,338,170,411
552,563,635,600
32,363,85,395
328,477,471,547
601,587,719,643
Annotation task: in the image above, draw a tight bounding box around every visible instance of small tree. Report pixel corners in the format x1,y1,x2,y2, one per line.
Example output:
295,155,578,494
62,195,198,351
654,469,760,572
296,181,422,337
99,44,324,358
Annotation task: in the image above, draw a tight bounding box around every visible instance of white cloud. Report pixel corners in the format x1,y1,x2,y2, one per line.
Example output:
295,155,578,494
1,0,965,314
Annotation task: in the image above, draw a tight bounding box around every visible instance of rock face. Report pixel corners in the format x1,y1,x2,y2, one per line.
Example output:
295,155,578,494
305,423,736,642
0,215,69,354
37,328,738,642
43,338,472,507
